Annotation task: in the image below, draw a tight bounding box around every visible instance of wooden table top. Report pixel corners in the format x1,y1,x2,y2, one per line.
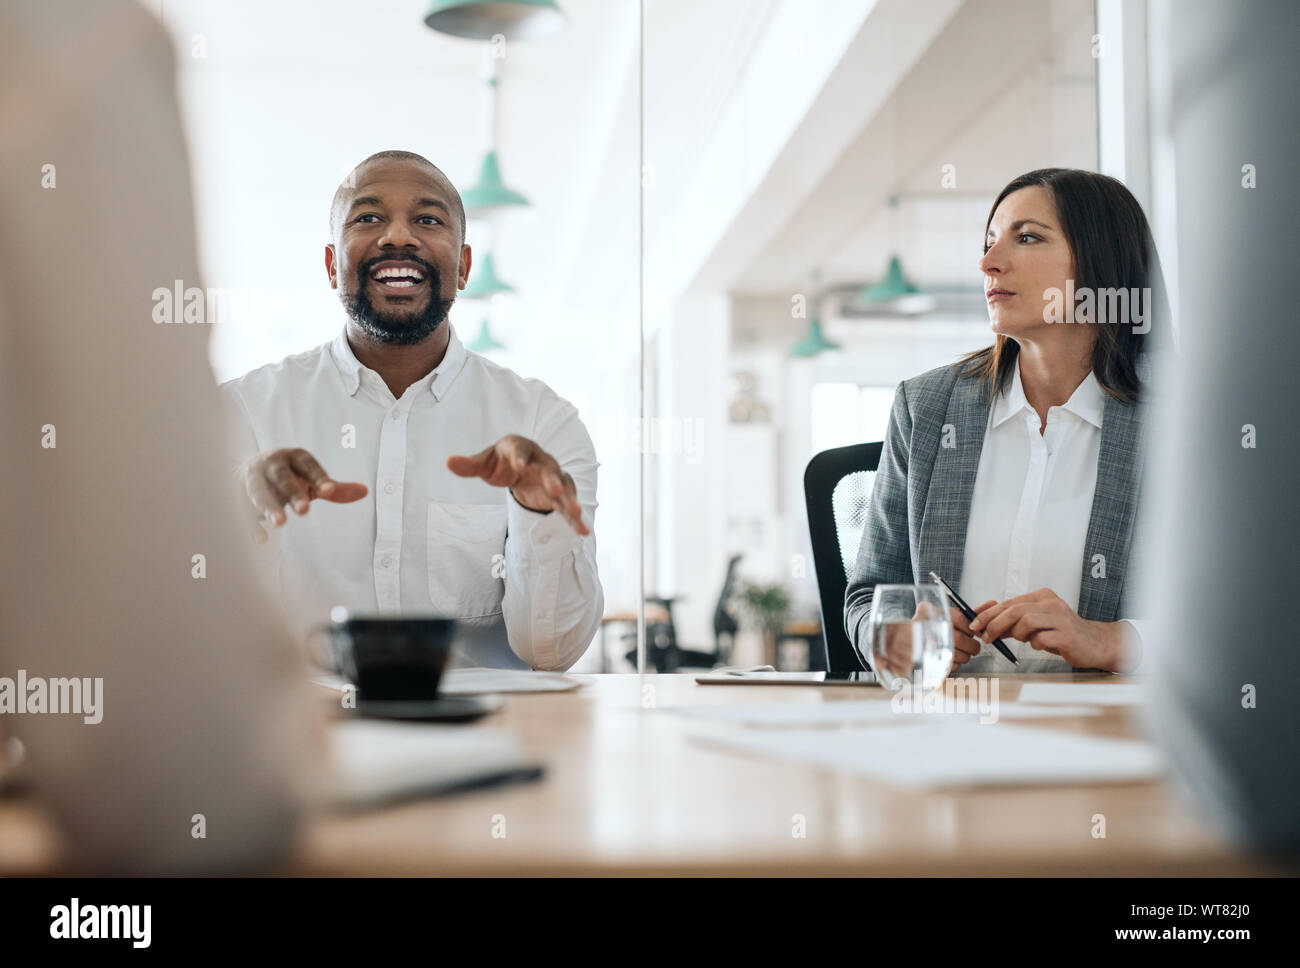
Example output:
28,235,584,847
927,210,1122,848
0,673,1286,876
297,673,1281,875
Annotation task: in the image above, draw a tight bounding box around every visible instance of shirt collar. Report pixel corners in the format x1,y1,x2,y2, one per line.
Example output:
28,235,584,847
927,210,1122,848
990,360,1030,429
329,323,469,401
1061,367,1105,428
990,358,1105,430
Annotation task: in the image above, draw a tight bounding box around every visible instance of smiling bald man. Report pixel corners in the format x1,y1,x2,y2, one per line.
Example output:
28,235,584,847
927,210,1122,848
219,150,603,671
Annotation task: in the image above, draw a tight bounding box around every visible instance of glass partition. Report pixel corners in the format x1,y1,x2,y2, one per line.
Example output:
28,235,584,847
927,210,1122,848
640,0,1099,673
165,0,1099,675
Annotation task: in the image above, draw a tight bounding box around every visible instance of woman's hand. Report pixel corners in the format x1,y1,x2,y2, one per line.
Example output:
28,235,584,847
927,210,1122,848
949,601,995,675
968,588,1131,670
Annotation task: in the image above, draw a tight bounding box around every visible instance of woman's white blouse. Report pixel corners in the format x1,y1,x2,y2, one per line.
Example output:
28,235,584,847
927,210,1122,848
958,361,1141,672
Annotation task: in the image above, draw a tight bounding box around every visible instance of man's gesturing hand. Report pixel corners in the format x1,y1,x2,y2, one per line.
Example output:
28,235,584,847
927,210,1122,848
446,434,589,536
240,447,368,543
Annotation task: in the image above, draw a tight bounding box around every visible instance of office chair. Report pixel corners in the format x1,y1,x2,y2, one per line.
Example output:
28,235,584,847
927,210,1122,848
712,554,742,664
623,556,743,673
802,442,883,673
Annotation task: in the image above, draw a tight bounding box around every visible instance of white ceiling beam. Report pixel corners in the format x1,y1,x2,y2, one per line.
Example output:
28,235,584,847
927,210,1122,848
638,0,965,336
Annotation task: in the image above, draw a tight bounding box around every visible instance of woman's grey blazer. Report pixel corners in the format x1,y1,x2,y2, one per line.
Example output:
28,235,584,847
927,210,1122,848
843,360,1147,661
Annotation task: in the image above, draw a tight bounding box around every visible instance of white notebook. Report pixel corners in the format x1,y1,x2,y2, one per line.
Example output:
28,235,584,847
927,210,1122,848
326,720,542,809
439,668,584,695
311,668,583,696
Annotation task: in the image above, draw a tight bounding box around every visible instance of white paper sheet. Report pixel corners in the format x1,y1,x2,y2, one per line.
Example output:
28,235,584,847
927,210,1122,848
665,700,1102,728
1016,683,1146,706
693,721,1164,790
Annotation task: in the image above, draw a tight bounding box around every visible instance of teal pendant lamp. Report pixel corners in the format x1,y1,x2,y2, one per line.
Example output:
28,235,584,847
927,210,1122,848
857,195,922,306
462,150,530,213
790,268,839,358
461,77,531,215
461,252,515,298
466,317,506,353
423,0,565,41
790,316,840,357
857,255,920,303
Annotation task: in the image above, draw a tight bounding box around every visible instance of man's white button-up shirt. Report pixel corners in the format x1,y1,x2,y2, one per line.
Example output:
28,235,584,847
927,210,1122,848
220,325,603,671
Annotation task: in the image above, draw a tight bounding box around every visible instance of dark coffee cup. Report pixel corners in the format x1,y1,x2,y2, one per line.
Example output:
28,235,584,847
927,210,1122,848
319,612,457,701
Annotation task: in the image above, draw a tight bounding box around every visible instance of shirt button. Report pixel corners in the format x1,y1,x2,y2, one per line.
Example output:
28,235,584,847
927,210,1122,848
384,482,396,495
537,534,551,546
390,409,400,420
381,556,393,569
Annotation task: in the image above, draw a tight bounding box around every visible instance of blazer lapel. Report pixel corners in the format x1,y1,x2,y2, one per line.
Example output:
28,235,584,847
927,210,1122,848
1077,393,1145,621
917,372,991,589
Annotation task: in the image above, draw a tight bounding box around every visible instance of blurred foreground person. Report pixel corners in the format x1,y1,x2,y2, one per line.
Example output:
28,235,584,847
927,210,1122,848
0,0,319,871
1140,0,1299,853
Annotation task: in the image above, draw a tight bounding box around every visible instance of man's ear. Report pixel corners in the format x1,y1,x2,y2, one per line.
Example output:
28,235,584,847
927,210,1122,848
458,243,472,290
325,243,338,289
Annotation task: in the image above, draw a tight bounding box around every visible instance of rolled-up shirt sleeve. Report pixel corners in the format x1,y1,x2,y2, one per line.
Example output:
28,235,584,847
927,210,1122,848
501,398,604,671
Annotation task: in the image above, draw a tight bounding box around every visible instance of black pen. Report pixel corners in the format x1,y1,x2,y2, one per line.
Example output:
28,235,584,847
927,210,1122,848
928,571,1018,665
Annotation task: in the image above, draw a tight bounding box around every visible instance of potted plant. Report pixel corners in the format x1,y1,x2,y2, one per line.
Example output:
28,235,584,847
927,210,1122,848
738,581,791,668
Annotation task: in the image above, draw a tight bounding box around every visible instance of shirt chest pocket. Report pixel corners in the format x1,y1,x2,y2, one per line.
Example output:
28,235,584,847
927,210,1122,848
426,502,508,619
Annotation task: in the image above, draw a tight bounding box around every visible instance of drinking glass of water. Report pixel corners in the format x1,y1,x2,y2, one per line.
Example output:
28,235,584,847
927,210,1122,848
861,583,954,691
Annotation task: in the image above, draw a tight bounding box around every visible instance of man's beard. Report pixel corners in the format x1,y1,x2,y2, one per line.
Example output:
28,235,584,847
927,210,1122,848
343,256,455,346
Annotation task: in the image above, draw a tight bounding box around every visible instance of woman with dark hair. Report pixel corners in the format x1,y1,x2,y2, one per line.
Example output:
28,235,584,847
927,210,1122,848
845,168,1160,675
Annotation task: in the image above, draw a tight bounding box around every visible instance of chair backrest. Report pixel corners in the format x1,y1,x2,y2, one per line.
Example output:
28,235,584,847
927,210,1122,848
802,442,883,672
713,554,742,632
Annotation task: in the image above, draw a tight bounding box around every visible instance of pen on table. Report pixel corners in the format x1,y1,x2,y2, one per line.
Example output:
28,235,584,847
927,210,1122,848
928,571,1018,665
